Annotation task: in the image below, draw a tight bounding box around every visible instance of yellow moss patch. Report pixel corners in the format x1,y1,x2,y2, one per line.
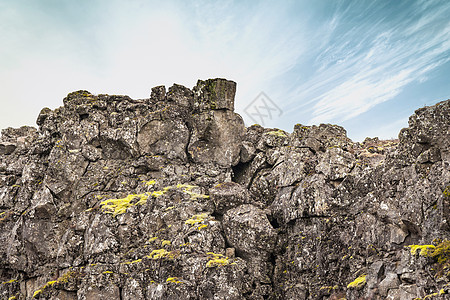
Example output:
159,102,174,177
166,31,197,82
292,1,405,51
32,271,78,298
319,285,338,293
161,240,171,247
185,213,210,226
179,184,210,200
206,252,232,268
429,240,450,264
151,183,209,200
100,193,149,216
59,271,77,284
421,288,447,299
1,279,16,285
408,240,450,275
33,289,43,298
46,281,57,287
144,179,156,186
146,249,179,260
347,275,366,289
151,190,165,197
148,249,169,259
443,186,450,197
197,224,208,230
122,259,142,265
267,130,288,137
408,245,436,256
148,237,158,243
166,277,182,284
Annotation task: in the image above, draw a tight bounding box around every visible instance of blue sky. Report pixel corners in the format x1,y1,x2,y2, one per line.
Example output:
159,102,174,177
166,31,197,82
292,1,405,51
1,0,449,141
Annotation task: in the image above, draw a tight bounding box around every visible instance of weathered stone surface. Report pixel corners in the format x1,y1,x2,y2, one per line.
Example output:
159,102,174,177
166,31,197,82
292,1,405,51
239,141,256,163
378,272,400,296
0,81,449,300
188,110,244,167
223,204,276,257
137,118,190,161
193,78,237,111
0,142,16,155
315,147,355,180
209,182,249,215
151,85,166,101
398,99,450,163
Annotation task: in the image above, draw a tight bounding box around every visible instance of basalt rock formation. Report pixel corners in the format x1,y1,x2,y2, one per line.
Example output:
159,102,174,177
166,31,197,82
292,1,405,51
0,78,449,300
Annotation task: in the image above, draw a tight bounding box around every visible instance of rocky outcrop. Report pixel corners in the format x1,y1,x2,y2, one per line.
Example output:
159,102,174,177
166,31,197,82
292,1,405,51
0,78,449,300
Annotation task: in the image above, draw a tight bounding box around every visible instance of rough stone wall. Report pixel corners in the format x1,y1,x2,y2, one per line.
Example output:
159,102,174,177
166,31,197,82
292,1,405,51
0,78,449,300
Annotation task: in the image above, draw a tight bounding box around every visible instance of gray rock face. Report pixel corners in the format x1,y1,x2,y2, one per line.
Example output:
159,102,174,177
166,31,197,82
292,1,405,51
188,109,244,167
209,182,249,215
0,80,449,300
223,204,277,257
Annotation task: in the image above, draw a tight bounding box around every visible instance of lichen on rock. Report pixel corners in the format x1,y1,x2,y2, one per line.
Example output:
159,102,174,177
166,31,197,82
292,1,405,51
0,80,449,299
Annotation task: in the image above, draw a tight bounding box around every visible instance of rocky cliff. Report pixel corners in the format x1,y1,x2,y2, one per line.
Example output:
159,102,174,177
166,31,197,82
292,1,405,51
0,78,449,300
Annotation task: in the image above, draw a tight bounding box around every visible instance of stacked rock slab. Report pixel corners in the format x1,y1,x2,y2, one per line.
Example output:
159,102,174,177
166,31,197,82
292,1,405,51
0,78,449,300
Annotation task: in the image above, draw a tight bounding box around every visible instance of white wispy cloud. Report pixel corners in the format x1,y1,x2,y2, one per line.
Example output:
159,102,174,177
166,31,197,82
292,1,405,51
284,0,450,125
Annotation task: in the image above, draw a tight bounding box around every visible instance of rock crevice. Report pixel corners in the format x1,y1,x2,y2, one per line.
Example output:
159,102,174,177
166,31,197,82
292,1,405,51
0,78,449,300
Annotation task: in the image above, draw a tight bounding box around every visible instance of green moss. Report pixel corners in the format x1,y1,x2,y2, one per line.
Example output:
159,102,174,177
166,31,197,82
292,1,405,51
347,274,366,289
203,80,218,109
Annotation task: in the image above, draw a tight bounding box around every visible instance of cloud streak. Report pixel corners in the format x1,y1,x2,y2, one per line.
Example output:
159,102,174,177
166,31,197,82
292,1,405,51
284,0,450,125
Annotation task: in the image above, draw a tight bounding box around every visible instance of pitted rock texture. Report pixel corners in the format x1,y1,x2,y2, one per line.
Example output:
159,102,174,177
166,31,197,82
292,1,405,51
0,78,449,300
